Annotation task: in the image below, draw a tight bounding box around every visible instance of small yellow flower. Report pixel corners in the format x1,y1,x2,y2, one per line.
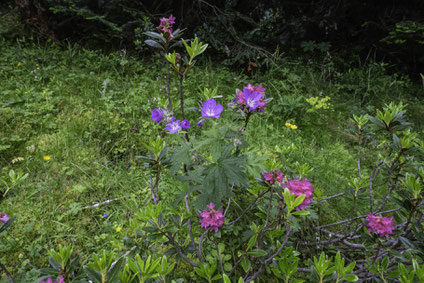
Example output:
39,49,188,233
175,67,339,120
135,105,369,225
17,62,22,67
43,90,46,94
285,122,291,127
43,155,51,161
290,125,298,130
116,227,122,232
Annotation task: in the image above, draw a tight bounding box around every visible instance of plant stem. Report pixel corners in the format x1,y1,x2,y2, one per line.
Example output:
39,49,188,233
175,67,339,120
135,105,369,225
179,75,185,120
0,260,14,283
166,59,173,112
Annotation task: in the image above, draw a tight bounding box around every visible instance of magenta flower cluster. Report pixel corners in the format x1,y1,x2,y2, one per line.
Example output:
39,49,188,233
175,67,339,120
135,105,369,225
366,213,395,238
0,212,9,224
234,84,267,112
281,178,314,211
158,14,176,38
40,275,64,283
151,108,190,134
264,169,284,185
199,203,226,232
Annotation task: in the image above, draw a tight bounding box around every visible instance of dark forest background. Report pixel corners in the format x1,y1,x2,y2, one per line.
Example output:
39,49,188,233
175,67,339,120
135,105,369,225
1,0,424,77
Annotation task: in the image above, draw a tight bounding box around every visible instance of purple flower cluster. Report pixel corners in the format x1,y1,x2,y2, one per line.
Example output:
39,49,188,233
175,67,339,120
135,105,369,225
151,108,190,134
234,84,267,112
199,203,226,232
158,14,176,38
264,169,284,185
201,99,223,119
0,212,9,224
41,275,64,283
281,178,314,211
366,213,395,238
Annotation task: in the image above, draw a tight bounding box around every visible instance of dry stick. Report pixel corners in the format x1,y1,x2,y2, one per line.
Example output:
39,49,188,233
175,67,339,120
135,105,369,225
357,133,362,180
110,245,137,270
165,59,173,113
228,255,245,277
0,261,14,283
224,198,231,216
154,168,161,203
319,192,346,202
228,188,271,225
198,230,209,263
149,176,158,205
185,194,203,262
369,161,384,212
258,186,273,249
245,226,293,282
213,238,225,275
318,207,402,229
83,196,127,209
374,153,403,213
164,232,200,268
179,75,185,120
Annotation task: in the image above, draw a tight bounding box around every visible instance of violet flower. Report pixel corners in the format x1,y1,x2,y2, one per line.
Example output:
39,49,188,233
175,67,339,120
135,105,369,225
281,178,314,211
151,108,163,123
0,212,9,224
201,99,223,119
243,88,263,111
199,203,226,232
165,117,182,133
181,120,191,129
366,214,395,238
197,119,205,127
234,84,268,112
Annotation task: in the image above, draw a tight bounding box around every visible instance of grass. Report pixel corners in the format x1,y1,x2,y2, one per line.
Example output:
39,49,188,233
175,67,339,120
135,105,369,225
0,37,422,281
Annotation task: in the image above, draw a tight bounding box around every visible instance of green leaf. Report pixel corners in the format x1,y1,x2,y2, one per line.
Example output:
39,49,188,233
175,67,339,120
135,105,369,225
145,40,164,50
241,257,251,273
247,249,267,257
292,210,310,216
341,274,359,282
246,234,257,251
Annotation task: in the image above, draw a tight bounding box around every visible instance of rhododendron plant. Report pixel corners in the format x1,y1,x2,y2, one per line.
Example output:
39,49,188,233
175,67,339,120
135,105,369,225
199,203,226,232
366,213,395,238
282,178,314,211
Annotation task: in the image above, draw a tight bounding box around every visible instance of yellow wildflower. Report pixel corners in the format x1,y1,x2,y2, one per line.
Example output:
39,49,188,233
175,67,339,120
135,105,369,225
116,227,122,232
43,90,46,94
290,125,298,130
43,155,51,161
17,62,22,67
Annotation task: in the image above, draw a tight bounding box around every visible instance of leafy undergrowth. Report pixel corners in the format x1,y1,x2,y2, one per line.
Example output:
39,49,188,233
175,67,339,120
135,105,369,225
0,38,423,281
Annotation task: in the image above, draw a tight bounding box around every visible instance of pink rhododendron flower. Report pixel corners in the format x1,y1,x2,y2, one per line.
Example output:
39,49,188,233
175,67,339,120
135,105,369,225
366,213,395,238
281,178,314,210
264,169,284,184
158,14,176,38
199,203,226,232
0,212,9,224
